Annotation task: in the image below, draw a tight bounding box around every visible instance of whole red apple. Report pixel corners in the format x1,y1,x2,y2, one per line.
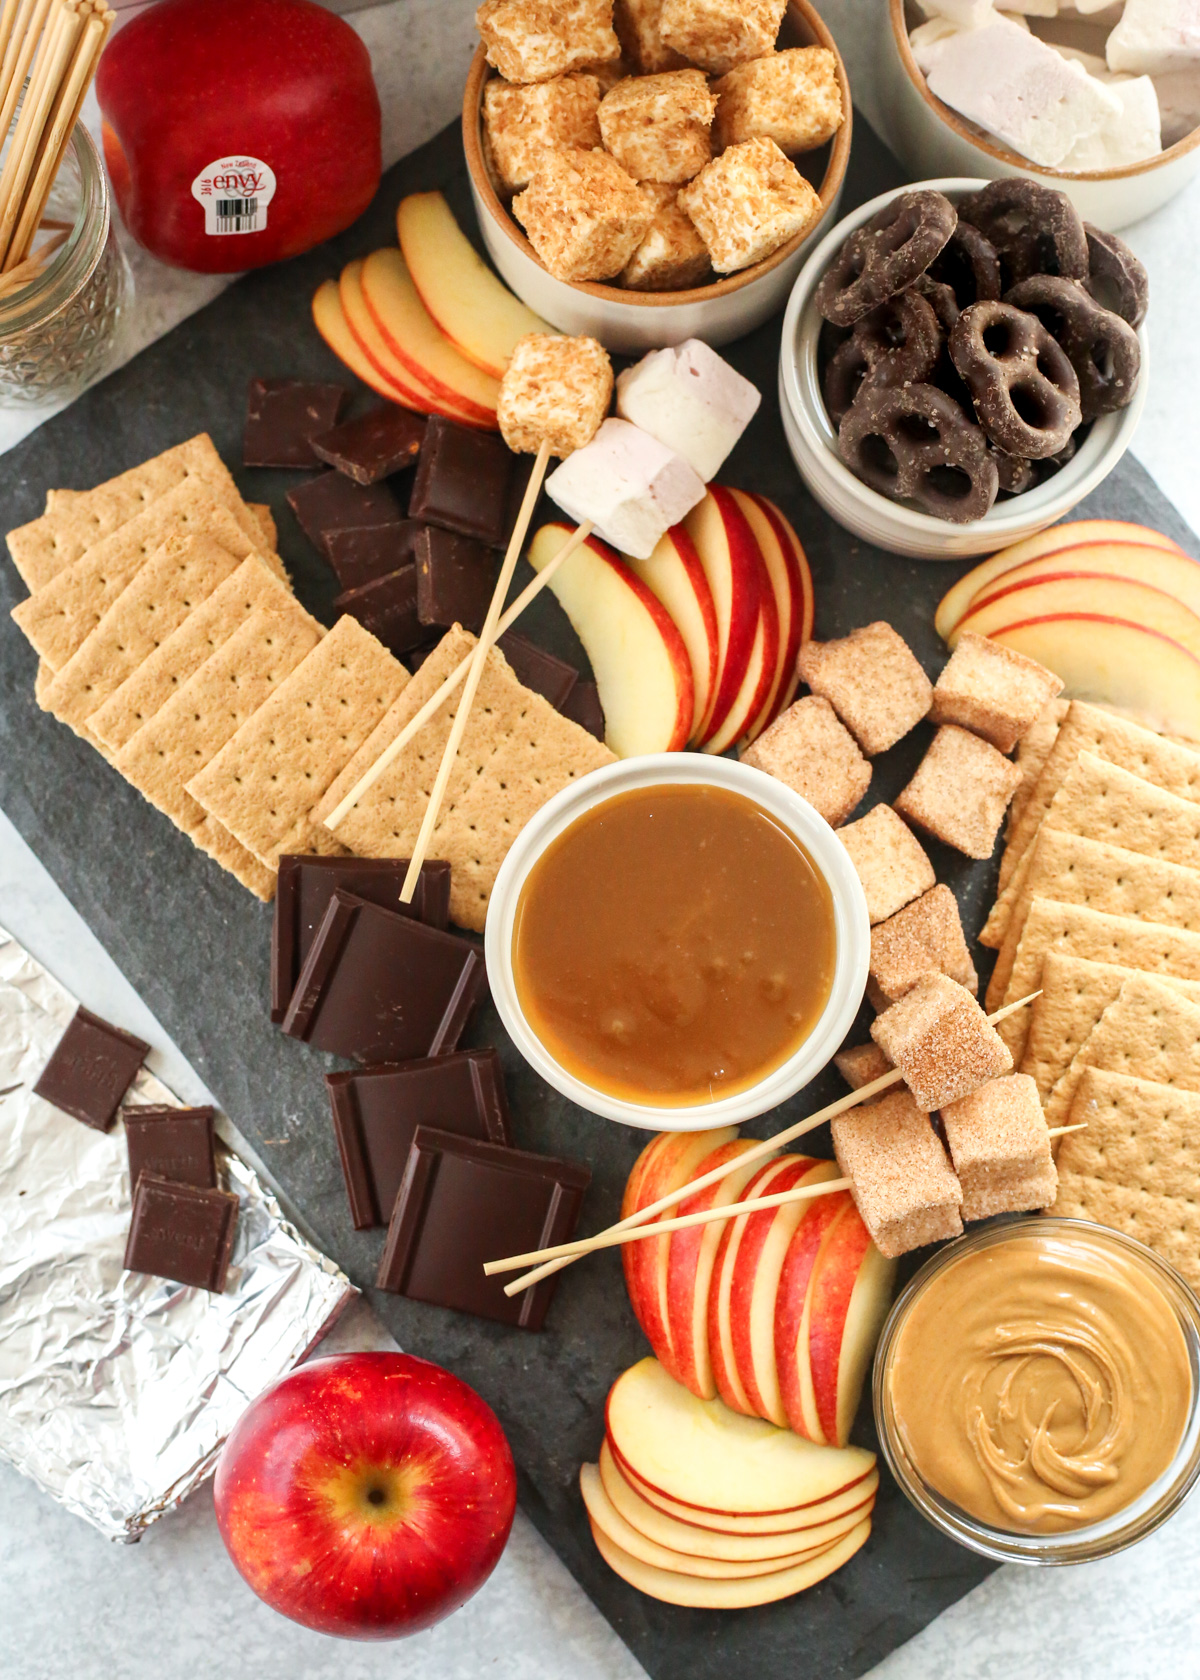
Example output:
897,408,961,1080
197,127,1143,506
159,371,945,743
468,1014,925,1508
213,1352,517,1639
96,0,381,273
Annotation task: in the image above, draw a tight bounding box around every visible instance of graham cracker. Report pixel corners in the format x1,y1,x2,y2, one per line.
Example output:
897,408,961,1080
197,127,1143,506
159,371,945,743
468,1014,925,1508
39,535,245,734
248,503,276,551
1044,973,1200,1126
319,627,616,931
985,831,1200,1010
1052,1065,1200,1289
186,615,412,870
1008,696,1069,834
6,435,255,592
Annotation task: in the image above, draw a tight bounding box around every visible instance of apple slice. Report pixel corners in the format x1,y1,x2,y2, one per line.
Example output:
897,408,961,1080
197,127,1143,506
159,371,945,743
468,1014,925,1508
774,1188,855,1443
338,261,487,425
589,1512,871,1607
729,490,801,745
748,493,814,729
806,1213,897,1449
313,276,426,411
958,542,1200,626
611,1440,879,1532
360,248,500,426
704,563,778,755
953,574,1200,659
626,524,719,740
683,487,763,744
397,190,554,379
708,1176,771,1419
527,522,694,755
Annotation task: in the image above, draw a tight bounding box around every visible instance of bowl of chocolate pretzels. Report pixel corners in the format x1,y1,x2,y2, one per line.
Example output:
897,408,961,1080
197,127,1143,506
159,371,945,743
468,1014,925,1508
779,176,1148,558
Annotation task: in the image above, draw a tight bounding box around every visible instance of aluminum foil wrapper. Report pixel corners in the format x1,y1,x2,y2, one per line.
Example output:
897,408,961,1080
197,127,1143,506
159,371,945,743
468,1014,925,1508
0,924,356,1541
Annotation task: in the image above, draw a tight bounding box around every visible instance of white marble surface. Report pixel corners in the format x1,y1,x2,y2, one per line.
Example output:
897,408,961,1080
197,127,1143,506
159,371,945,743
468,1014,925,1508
3,3,1200,1678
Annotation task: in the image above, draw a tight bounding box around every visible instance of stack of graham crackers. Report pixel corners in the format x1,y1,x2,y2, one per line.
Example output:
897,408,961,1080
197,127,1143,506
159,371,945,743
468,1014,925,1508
7,436,613,922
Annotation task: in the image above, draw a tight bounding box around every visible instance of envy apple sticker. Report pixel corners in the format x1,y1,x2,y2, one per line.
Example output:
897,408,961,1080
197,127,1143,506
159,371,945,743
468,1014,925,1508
191,155,277,235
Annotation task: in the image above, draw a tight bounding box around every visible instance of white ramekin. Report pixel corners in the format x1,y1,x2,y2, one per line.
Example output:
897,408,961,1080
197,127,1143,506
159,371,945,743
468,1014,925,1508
778,178,1149,561
484,754,869,1131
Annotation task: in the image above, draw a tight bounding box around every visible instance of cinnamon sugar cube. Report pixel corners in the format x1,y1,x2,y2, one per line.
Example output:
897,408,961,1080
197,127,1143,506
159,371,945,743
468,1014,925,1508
660,0,787,74
834,1041,893,1091
678,137,821,273
477,0,620,84
798,622,932,755
483,74,603,193
614,0,687,71
930,631,1065,754
831,1089,963,1258
895,725,1022,859
838,803,935,926
599,69,717,184
868,884,977,1010
713,47,844,154
513,148,654,281
621,183,711,290
740,695,870,827
871,973,1013,1113
497,333,613,456
940,1073,1056,1221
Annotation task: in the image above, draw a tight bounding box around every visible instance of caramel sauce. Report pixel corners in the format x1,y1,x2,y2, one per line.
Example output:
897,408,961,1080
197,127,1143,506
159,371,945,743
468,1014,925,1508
511,784,837,1105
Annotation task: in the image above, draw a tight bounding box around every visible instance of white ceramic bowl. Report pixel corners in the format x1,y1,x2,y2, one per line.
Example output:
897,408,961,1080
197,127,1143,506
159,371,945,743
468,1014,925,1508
461,0,852,355
484,753,869,1131
778,178,1149,561
878,0,1200,229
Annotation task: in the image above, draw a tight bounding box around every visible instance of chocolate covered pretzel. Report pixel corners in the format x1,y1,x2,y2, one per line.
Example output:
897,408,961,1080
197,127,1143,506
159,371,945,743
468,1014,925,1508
949,300,1082,459
823,290,944,423
926,219,1002,310
957,179,1088,289
1005,274,1141,422
838,382,999,523
1083,224,1149,329
815,189,957,327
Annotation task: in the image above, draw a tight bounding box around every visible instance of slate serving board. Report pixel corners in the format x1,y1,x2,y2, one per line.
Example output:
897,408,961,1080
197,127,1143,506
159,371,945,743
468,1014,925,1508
2,116,1197,1680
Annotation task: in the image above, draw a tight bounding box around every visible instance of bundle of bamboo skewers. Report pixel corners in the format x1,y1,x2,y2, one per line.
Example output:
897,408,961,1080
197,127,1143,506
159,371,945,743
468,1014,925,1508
0,0,114,300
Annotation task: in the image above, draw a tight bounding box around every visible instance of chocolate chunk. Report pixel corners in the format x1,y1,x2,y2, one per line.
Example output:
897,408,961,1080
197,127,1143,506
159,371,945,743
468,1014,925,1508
414,526,497,631
34,1006,149,1132
311,404,426,485
272,855,452,1022
560,678,605,740
286,472,403,561
332,565,426,657
281,890,486,1063
496,631,578,709
409,416,519,546
244,378,348,469
125,1174,238,1293
124,1105,216,1190
325,520,423,592
376,1127,590,1328
326,1048,511,1228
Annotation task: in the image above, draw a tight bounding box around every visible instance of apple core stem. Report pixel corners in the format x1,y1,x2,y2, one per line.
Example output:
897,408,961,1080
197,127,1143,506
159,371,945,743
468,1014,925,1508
324,516,594,834
502,990,1043,1297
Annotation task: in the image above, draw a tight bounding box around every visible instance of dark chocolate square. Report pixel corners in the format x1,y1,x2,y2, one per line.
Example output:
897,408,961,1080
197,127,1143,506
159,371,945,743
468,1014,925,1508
243,378,349,468
409,416,517,546
124,1105,217,1190
281,891,486,1063
560,679,605,740
34,1006,150,1132
327,1049,511,1228
311,405,426,484
496,631,578,709
286,472,403,561
332,565,425,656
325,521,424,592
271,856,452,1022
124,1174,238,1293
377,1127,590,1329
414,526,496,631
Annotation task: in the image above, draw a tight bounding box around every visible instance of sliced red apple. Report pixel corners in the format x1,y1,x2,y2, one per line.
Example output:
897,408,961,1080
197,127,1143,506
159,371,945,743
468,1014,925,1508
683,487,763,745
774,1188,855,1443
708,1176,767,1420
953,574,1200,659
704,564,778,755
957,542,1200,627
338,260,487,426
729,490,799,745
527,522,694,755
749,493,814,726
806,1211,897,1449
397,190,554,379
313,275,425,411
610,1439,879,1533
360,247,500,426
626,523,719,740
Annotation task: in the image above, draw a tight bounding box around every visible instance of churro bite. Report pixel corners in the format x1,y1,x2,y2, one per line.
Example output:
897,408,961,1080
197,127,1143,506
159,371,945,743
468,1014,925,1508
678,136,822,273
940,1073,1057,1221
832,1088,964,1258
868,884,977,1010
620,183,711,290
895,724,1023,859
477,0,621,84
929,631,1065,755
659,0,787,74
497,333,613,456
613,0,688,71
598,68,717,183
871,973,1013,1113
545,416,705,558
740,695,871,828
798,622,933,756
713,47,843,154
615,337,760,479
513,147,654,281
483,74,604,193
838,803,935,926
834,1041,893,1091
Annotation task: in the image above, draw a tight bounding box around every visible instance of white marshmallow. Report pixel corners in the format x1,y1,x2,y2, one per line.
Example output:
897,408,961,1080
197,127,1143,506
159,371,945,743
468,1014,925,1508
1108,0,1200,75
910,16,966,70
998,10,1032,26
999,0,1058,15
614,340,761,483
1059,72,1162,167
1064,0,1122,13
546,419,705,560
926,16,1122,165
1154,67,1200,143
1052,42,1112,76
913,0,995,27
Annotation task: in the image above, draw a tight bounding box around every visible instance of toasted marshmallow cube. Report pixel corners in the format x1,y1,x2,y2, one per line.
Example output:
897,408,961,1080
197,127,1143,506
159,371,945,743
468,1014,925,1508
615,339,760,480
1109,0,1200,75
621,182,712,290
546,417,705,558
498,333,613,456
476,0,621,84
482,74,603,193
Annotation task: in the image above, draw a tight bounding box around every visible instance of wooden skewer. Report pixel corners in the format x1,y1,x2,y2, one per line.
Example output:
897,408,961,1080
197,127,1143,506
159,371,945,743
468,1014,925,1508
500,990,1043,1297
7,8,106,268
0,219,64,294
0,0,50,152
323,514,594,833
0,0,78,267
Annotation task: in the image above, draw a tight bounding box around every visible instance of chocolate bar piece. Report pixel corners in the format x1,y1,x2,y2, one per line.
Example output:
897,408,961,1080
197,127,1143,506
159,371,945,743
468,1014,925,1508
286,472,403,560
414,526,496,631
281,890,486,1063
311,404,426,485
243,378,348,469
272,855,452,1022
124,1105,216,1190
332,565,426,657
327,1049,511,1228
497,631,578,709
325,520,423,592
377,1127,590,1328
561,679,605,741
409,416,519,546
125,1173,238,1292
34,1006,149,1132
